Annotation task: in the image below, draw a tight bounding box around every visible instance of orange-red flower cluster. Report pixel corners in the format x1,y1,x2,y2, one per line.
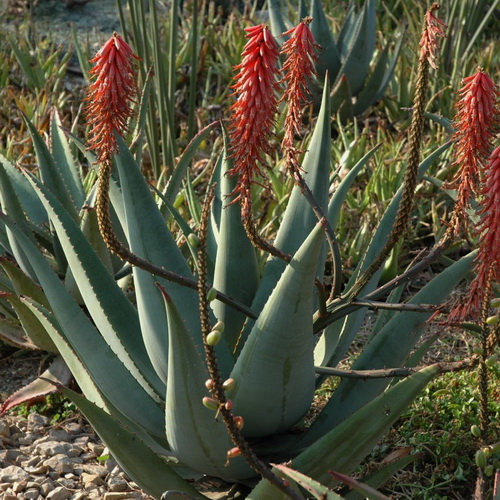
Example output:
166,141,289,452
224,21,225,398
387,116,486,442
418,3,446,70
446,70,499,225
280,17,319,153
450,146,500,320
227,25,281,214
85,33,139,162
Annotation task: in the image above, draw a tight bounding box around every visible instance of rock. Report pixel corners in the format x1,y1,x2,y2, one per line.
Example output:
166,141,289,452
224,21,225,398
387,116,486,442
48,429,72,442
0,448,24,464
83,463,109,477
25,488,41,499
0,465,30,482
0,420,10,437
12,480,27,492
43,454,82,475
47,485,71,500
107,475,128,492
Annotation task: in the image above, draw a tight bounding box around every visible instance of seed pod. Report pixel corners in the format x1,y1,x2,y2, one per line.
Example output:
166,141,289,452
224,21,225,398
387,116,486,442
484,464,494,477
475,449,487,469
470,425,481,437
224,400,233,411
205,379,214,390
483,446,492,459
206,329,222,346
472,346,484,356
486,315,499,325
202,397,219,411
206,287,218,302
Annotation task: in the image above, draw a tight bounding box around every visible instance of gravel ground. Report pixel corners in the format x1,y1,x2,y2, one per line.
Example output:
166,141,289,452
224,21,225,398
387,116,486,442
0,353,153,499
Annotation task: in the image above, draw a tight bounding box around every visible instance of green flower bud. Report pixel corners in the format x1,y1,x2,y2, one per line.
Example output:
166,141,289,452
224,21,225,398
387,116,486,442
205,379,214,390
486,354,498,368
486,315,499,326
472,346,484,356
222,378,235,392
470,425,481,437
475,449,487,469
202,397,218,411
490,298,500,308
484,464,494,477
213,320,225,333
206,329,222,346
483,446,492,459
187,233,199,248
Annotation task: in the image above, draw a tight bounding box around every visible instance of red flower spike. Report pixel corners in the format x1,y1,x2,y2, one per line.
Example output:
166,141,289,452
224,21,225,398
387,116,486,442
450,145,500,321
227,25,281,214
446,70,499,227
85,33,140,162
419,3,446,70
280,17,319,153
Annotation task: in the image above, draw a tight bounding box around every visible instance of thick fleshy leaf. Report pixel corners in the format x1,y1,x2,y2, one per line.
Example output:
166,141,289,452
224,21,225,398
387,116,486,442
0,153,47,228
3,293,58,352
230,223,324,438
0,161,38,280
162,288,254,480
308,251,475,445
330,75,354,122
50,111,85,210
114,137,204,383
268,0,288,38
353,28,405,115
334,0,376,96
0,356,71,414
280,465,348,499
254,365,439,495
59,388,207,500
212,133,259,354
24,117,79,222
310,0,341,79
23,173,165,400
0,213,165,437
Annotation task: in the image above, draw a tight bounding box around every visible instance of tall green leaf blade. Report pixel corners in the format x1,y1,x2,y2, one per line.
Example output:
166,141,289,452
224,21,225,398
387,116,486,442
230,223,324,438
23,172,165,399
0,162,38,280
308,251,475,445
24,117,79,222
212,133,259,354
353,27,405,115
0,153,47,227
114,137,203,383
310,0,341,79
50,111,85,210
162,289,254,480
0,212,165,438
268,0,288,38
59,387,207,500
334,0,376,96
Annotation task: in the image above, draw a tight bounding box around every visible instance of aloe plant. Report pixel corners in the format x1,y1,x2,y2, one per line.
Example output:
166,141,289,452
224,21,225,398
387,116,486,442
0,5,490,500
269,0,404,121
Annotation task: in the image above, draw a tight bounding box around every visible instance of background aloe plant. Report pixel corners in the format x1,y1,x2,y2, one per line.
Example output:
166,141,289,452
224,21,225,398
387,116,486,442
269,0,404,122
0,1,497,499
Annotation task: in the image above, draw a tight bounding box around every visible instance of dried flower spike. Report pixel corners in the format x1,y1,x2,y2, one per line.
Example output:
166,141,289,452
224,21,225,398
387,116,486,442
227,25,280,215
418,3,446,70
85,32,140,162
280,17,319,153
450,145,500,320
446,70,499,226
